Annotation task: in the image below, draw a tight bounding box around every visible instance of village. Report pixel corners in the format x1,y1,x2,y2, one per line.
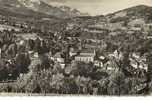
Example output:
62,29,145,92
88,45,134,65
0,21,149,79
0,5,152,94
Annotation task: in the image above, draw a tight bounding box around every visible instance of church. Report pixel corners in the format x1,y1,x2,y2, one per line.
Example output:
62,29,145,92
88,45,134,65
71,49,96,63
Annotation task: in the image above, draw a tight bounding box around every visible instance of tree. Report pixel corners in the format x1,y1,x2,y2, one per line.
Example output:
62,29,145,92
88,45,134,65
34,38,41,53
107,70,125,95
0,60,9,81
15,52,31,73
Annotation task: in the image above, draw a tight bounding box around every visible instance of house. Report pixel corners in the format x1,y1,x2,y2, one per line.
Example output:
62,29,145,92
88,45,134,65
94,55,106,67
108,50,123,61
144,23,152,31
53,52,65,69
147,36,152,39
99,55,105,60
94,60,104,67
0,24,20,32
33,52,39,58
74,49,96,63
69,47,78,57
129,52,148,71
16,33,42,41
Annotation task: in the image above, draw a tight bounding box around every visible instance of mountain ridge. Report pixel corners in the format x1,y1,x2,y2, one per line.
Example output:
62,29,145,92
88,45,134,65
0,0,87,18
106,5,152,23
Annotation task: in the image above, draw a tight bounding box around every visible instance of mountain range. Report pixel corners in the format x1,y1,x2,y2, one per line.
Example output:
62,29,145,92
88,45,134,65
0,0,88,19
0,0,152,34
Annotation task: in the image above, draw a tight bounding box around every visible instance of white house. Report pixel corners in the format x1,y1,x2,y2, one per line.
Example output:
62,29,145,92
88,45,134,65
53,52,65,68
74,49,96,63
94,60,104,67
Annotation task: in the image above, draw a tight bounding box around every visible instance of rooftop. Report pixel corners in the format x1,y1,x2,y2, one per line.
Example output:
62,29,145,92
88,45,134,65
81,49,95,53
75,55,95,57
16,33,42,40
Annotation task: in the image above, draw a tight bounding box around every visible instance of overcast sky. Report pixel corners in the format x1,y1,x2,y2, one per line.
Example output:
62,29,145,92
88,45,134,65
43,0,152,16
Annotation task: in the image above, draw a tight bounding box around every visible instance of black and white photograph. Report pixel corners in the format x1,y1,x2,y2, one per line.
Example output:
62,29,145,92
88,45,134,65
0,0,152,96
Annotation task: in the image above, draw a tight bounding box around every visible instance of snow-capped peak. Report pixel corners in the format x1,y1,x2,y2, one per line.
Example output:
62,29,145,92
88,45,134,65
18,0,41,11
18,0,41,4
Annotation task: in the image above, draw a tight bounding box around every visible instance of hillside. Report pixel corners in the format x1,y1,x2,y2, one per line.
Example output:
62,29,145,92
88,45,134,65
107,5,152,23
60,5,152,40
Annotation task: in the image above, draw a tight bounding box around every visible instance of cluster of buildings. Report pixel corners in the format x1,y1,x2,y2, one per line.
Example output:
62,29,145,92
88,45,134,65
0,24,20,32
52,45,123,71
